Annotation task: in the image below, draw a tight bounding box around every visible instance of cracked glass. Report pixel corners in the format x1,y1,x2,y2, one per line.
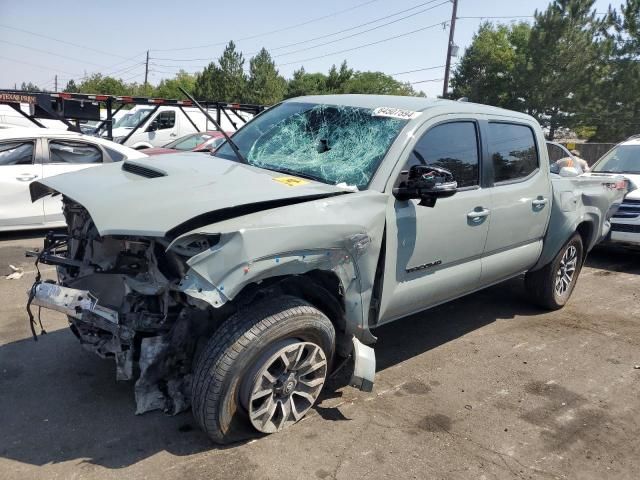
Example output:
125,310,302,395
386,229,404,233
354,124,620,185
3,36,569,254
215,102,409,189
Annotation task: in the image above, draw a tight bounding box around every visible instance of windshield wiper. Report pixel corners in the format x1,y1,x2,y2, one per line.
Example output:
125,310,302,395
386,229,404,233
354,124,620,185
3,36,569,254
265,166,329,184
178,87,248,165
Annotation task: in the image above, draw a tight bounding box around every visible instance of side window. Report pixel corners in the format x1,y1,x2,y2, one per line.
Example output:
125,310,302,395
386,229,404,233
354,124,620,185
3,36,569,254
48,141,103,164
173,134,202,150
488,123,539,183
546,143,570,163
0,141,34,165
407,122,480,188
157,111,175,130
104,147,126,162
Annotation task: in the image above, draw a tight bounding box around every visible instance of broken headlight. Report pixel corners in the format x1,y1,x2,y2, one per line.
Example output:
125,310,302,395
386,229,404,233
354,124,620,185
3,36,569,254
169,233,220,257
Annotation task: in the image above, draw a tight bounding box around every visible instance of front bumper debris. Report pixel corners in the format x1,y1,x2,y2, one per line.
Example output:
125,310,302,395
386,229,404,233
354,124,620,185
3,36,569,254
31,283,119,324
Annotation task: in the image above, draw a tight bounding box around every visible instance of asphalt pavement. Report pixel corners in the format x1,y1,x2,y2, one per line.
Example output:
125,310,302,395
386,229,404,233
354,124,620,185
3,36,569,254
0,231,638,480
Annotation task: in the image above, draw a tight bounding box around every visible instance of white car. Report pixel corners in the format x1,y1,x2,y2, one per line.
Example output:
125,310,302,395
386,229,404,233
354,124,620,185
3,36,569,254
588,136,640,245
0,128,147,231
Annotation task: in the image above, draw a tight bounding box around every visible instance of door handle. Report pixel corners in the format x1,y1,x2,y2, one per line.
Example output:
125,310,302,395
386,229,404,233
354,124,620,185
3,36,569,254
16,174,38,182
467,208,490,222
169,133,177,137
532,197,549,208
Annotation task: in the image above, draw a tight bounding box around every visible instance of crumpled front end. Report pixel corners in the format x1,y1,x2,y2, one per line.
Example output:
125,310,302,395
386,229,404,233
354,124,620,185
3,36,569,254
29,199,220,415
28,187,388,415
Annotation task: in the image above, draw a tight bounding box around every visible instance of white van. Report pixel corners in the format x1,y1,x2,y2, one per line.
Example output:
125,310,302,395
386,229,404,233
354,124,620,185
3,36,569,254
109,105,253,149
0,104,67,129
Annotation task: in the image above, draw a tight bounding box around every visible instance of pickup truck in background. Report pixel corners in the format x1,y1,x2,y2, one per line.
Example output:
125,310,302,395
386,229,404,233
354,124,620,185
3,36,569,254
27,95,626,443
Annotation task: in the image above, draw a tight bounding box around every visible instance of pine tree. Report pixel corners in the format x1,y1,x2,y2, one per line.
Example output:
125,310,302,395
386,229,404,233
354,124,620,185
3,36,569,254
246,48,287,104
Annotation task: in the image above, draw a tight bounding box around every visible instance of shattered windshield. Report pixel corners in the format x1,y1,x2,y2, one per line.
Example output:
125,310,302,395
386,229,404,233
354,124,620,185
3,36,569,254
114,109,153,129
215,102,409,188
592,145,640,174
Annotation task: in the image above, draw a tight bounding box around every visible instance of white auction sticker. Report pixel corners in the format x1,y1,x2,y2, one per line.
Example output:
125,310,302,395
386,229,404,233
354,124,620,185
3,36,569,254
372,107,421,120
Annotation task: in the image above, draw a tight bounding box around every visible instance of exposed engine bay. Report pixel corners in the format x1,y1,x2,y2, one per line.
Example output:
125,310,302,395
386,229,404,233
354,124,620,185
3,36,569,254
29,199,222,415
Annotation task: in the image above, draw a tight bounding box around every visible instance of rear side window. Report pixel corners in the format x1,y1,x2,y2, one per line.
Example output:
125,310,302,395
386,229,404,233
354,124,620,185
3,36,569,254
0,141,34,165
407,122,480,188
49,141,103,164
488,123,538,183
105,147,126,162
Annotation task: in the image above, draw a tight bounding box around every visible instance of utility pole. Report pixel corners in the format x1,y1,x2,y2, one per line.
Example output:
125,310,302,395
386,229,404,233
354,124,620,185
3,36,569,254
54,75,58,92
442,0,459,98
144,50,149,89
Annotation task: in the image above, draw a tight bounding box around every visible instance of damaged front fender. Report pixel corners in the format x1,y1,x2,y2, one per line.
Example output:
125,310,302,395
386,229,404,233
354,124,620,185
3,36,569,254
171,191,388,344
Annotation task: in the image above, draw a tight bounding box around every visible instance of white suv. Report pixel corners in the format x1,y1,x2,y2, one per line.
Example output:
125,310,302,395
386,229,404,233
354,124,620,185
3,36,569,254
589,137,640,245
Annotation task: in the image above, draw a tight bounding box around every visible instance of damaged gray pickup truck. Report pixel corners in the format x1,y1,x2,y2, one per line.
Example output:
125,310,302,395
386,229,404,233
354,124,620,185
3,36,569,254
27,95,626,443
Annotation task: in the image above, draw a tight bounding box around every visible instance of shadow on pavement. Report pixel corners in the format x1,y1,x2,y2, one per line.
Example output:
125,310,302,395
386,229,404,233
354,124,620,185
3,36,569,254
0,228,62,242
0,276,547,469
586,245,640,275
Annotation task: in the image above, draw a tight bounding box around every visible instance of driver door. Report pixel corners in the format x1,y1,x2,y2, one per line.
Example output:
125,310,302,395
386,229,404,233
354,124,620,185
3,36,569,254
378,119,491,324
147,110,177,146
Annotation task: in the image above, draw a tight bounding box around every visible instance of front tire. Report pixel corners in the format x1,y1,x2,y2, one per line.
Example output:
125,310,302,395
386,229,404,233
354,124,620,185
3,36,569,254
525,233,584,310
191,296,335,444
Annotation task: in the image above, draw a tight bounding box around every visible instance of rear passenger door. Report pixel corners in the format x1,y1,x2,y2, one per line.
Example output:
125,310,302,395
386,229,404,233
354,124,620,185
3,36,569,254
481,121,552,285
0,138,44,228
42,139,105,224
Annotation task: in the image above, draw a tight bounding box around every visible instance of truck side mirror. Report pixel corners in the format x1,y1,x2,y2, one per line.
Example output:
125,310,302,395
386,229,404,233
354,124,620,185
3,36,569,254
393,165,458,207
146,120,158,132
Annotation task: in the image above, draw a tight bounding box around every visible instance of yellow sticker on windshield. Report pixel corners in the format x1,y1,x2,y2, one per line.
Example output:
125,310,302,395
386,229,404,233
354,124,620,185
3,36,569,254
273,176,309,187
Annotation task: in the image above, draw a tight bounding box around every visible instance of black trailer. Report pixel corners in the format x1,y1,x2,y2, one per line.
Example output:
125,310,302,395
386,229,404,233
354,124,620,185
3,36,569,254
0,90,265,143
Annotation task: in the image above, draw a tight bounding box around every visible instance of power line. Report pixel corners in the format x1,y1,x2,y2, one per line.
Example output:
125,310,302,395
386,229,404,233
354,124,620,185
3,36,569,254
456,12,608,20
0,39,105,67
152,0,447,61
153,0,381,52
410,77,444,84
0,23,132,59
392,65,445,75
0,55,79,76
276,19,449,67
273,0,450,58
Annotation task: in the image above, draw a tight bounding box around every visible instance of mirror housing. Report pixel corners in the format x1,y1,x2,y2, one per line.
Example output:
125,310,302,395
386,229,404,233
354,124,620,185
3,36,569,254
146,121,158,132
559,166,580,177
393,165,458,207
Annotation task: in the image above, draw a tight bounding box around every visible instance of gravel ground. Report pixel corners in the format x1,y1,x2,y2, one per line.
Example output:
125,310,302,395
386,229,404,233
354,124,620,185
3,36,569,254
0,231,638,480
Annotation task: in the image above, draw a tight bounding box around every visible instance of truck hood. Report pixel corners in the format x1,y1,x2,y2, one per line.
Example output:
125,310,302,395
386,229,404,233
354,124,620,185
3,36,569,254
30,153,351,237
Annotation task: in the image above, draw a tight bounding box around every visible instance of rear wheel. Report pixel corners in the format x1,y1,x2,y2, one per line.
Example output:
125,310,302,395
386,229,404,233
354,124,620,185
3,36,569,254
191,296,335,444
525,233,584,310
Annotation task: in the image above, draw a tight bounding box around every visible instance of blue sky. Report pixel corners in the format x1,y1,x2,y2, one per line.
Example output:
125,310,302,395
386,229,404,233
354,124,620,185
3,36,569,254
0,0,615,97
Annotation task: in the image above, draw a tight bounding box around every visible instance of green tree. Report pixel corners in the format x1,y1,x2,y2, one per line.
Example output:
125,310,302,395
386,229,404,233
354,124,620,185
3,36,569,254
20,82,40,92
525,0,608,139
588,0,640,141
154,70,197,99
285,67,328,98
75,73,130,95
194,62,223,99
194,41,246,101
451,23,531,110
63,79,78,93
246,48,287,104
451,0,612,140
326,61,353,93
343,71,419,96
